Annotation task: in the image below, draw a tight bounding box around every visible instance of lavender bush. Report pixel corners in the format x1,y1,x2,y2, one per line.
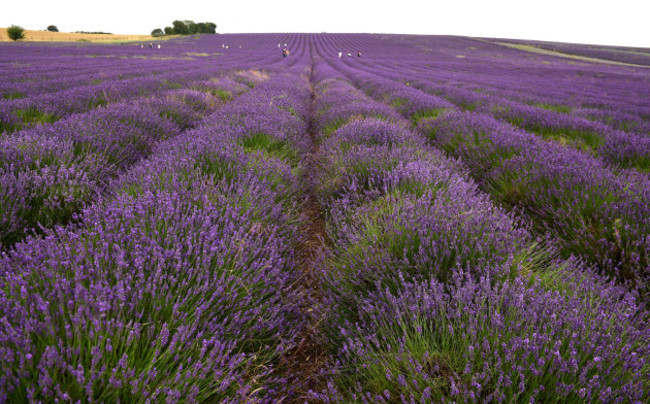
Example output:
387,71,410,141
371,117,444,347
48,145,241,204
2,33,649,403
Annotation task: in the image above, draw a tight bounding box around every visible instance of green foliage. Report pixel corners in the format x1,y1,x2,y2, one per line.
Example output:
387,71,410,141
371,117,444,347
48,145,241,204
74,31,112,34
411,108,446,125
534,103,571,114
204,22,217,34
197,22,217,34
211,88,233,102
46,25,58,32
151,28,164,37
159,20,216,35
240,133,299,167
7,25,26,41
2,91,25,100
15,107,58,126
172,20,189,35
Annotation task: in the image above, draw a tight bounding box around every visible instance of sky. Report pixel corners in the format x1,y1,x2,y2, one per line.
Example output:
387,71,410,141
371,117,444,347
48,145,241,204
2,0,648,48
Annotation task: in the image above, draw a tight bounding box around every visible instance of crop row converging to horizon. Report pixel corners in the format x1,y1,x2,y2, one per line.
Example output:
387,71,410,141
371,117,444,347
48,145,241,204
1,33,650,403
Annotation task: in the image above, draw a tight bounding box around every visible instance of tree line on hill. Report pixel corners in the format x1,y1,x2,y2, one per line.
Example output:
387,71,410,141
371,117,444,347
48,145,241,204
5,25,55,42
151,20,217,37
5,24,114,41
74,31,113,35
5,20,216,42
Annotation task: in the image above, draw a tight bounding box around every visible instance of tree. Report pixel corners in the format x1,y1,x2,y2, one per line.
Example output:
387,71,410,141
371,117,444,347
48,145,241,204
172,20,189,35
7,25,25,41
204,22,217,34
151,28,164,37
159,20,216,36
46,25,58,32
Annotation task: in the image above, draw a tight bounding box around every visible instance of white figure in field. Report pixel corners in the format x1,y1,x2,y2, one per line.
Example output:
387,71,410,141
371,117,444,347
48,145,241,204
347,52,352,58
278,43,281,48
222,44,225,48
338,51,342,58
157,44,161,49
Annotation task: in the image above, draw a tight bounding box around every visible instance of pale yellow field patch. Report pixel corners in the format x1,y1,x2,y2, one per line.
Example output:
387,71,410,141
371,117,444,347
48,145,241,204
184,52,221,57
0,28,154,42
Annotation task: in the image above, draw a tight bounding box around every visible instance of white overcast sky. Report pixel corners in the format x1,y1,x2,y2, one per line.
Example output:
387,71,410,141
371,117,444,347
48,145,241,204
2,0,648,47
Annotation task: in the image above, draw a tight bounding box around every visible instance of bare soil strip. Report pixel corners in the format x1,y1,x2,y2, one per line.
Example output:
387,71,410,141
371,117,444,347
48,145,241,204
280,61,330,402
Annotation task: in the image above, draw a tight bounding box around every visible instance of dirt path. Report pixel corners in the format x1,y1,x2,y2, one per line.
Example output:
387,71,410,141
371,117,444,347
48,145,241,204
494,40,650,68
280,58,329,402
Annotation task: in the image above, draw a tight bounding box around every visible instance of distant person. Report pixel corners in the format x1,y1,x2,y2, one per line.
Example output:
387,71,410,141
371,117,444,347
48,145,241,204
278,43,281,48
157,44,161,49
149,42,153,49
338,51,342,58
347,52,352,58
140,43,143,49
358,50,362,57
282,48,287,58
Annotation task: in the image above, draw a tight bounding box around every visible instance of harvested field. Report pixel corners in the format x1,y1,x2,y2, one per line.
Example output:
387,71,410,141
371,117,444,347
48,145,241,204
0,28,154,42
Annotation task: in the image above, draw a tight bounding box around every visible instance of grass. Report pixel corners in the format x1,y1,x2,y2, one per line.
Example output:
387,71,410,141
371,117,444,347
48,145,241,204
240,133,300,167
15,107,56,124
2,91,25,99
210,88,233,101
323,114,392,138
411,108,447,125
534,103,572,114
502,115,605,152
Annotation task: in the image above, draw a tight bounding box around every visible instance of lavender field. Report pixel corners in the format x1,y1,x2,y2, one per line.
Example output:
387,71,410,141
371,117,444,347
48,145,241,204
1,34,649,403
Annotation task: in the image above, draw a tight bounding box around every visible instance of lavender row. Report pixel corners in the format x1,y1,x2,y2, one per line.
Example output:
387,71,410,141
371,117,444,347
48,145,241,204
421,82,650,171
0,75,250,248
316,34,649,135
392,35,650,124
306,71,650,402
0,32,314,135
418,111,650,298
0,65,244,134
424,81,650,170
325,46,650,171
320,55,650,292
1,59,180,100
0,71,313,402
